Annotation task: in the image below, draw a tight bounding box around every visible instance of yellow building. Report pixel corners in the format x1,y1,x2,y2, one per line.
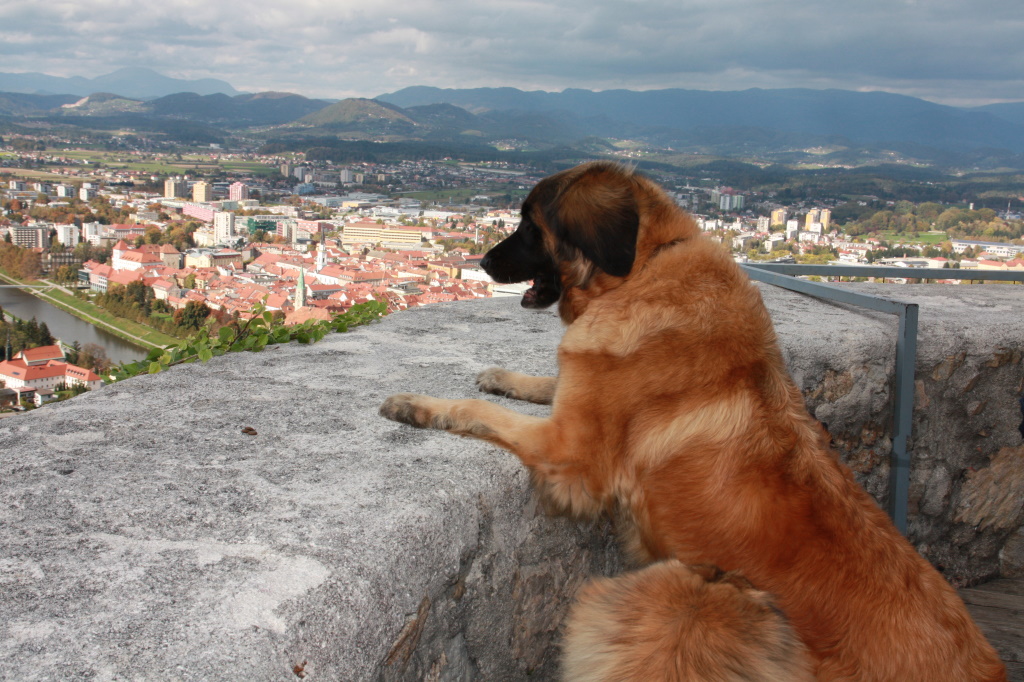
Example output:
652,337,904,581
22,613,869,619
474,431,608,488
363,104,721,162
805,208,821,227
192,181,213,203
341,222,424,246
820,209,832,231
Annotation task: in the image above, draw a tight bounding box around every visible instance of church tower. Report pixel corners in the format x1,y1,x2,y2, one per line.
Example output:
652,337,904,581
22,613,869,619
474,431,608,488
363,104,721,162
294,268,307,309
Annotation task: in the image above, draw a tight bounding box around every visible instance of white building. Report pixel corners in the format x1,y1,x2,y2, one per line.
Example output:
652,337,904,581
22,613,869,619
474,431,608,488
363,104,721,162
785,219,800,241
767,233,788,250
54,224,81,248
213,211,236,243
81,221,106,246
951,240,1024,258
164,177,188,199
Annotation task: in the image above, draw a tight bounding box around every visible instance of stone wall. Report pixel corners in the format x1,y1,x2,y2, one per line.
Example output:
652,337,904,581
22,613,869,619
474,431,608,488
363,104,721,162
0,283,1021,680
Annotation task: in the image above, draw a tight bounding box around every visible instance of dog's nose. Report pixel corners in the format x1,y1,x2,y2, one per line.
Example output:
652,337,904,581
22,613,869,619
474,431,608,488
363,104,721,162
480,254,493,272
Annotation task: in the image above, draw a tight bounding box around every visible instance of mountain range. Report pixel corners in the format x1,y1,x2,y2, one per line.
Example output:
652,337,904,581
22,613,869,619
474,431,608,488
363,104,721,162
378,86,1024,155
4,69,1024,168
0,67,241,100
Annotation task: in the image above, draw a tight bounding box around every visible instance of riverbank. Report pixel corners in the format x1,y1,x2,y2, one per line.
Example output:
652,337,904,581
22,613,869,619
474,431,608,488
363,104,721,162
0,270,181,350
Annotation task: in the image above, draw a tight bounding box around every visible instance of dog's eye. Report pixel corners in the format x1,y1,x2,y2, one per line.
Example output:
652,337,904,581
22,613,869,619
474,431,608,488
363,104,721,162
518,220,540,241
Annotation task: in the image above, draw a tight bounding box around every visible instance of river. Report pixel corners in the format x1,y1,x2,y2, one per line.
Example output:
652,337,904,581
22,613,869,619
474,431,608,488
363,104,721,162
0,286,147,364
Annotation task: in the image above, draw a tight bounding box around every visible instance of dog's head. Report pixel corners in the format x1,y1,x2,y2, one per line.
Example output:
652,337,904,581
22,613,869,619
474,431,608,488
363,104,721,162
480,161,642,310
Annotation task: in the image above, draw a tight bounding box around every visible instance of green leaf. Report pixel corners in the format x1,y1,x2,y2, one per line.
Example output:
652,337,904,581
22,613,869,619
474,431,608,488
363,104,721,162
198,348,214,363
148,362,162,374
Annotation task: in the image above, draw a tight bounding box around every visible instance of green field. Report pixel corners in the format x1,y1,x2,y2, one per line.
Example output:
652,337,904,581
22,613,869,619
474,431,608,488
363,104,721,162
41,287,181,348
0,168,70,181
8,149,280,179
877,231,949,244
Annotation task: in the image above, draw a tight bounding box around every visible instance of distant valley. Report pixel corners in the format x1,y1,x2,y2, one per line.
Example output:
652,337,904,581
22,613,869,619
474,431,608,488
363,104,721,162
3,69,1024,172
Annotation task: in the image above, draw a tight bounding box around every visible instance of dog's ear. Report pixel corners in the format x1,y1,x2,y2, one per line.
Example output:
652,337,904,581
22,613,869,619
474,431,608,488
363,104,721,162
547,165,639,277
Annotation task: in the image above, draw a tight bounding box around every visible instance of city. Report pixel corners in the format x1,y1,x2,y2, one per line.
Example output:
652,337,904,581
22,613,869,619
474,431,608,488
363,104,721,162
2,142,1024,409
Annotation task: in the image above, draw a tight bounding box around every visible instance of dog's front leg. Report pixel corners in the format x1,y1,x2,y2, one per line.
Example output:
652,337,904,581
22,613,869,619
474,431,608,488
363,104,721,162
475,367,557,405
380,393,551,456
380,394,604,516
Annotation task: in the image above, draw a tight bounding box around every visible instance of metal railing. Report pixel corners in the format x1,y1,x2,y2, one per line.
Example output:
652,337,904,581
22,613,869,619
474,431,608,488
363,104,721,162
740,263,1024,534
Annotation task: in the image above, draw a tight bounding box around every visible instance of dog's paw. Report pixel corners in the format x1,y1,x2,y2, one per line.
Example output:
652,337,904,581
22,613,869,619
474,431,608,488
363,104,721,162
476,367,513,397
380,393,434,428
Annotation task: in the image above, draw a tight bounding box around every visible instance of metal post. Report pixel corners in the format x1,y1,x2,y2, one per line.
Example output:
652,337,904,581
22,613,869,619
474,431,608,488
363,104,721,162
888,303,918,534
741,264,920,534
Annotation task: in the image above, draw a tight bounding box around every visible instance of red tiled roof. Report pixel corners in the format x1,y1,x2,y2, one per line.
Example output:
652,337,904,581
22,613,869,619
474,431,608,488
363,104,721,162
16,345,64,365
107,270,144,286
0,359,99,383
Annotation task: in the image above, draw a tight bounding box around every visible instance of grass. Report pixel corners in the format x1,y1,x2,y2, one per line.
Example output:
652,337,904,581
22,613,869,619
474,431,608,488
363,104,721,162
1,168,72,181
9,148,278,180
877,231,948,245
40,287,181,348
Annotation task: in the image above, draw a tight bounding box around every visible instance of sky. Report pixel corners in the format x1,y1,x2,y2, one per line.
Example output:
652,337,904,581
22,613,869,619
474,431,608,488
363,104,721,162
2,0,1023,107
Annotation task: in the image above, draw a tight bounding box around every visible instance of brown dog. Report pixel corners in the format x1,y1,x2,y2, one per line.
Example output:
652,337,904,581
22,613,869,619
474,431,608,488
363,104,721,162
380,161,1006,681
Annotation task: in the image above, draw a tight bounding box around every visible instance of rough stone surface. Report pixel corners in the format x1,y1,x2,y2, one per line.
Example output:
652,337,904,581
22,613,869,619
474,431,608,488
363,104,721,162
955,446,1024,531
0,283,1021,680
1002,528,1024,577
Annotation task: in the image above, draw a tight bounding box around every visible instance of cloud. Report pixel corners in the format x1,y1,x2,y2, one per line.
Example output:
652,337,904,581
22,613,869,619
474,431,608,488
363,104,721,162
0,0,1022,106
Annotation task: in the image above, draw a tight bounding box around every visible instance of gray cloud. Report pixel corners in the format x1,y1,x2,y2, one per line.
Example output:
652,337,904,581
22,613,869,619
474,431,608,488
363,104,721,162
1,0,1022,106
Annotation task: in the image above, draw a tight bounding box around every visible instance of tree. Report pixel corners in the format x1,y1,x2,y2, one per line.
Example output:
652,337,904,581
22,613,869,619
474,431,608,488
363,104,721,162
66,340,81,366
73,241,94,262
124,280,149,308
174,301,211,330
25,317,41,345
18,250,42,280
54,264,78,285
38,322,54,347
77,343,110,374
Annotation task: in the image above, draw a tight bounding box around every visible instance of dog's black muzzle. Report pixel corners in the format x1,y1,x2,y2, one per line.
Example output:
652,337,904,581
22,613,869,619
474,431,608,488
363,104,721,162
481,223,562,309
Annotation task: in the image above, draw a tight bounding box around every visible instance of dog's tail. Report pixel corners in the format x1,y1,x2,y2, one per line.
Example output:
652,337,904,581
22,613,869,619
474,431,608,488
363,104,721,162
562,560,815,682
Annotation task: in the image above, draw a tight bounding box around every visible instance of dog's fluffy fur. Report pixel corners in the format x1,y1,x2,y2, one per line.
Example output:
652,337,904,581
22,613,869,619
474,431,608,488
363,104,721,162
563,561,814,682
380,161,1006,681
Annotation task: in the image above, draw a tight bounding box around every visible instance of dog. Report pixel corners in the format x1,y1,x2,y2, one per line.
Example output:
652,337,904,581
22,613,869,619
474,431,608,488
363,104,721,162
380,161,1006,681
